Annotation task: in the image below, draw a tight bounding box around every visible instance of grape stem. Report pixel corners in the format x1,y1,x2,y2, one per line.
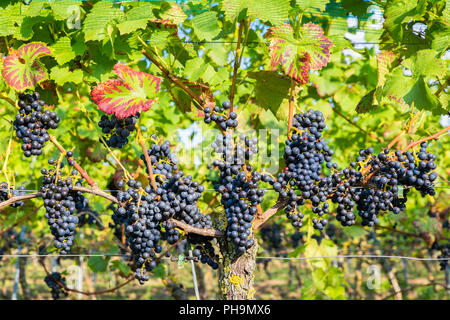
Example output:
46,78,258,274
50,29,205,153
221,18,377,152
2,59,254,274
434,77,449,97
141,49,204,107
401,126,450,153
137,129,158,192
287,80,296,136
0,93,16,108
331,104,384,143
49,135,98,188
141,44,229,134
229,19,247,115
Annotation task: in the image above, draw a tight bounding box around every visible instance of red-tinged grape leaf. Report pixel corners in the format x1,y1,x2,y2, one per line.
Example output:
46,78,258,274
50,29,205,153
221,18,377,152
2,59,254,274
267,23,333,83
356,89,376,113
376,50,398,88
301,23,333,71
1,42,51,92
90,63,161,119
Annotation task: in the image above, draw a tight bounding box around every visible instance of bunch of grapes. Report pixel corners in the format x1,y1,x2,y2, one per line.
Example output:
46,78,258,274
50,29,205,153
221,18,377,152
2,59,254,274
115,182,162,284
211,134,264,254
44,272,68,300
98,113,140,148
74,191,101,228
114,139,217,284
13,92,60,157
265,109,336,230
0,229,19,262
332,143,438,227
432,241,449,271
0,182,26,207
203,101,238,130
269,109,439,231
260,224,283,253
188,234,219,269
40,159,80,254
107,179,128,245
438,245,449,271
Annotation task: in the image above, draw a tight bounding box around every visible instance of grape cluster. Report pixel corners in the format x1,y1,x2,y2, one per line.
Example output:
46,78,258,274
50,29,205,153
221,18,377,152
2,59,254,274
40,159,80,254
269,108,440,231
115,139,217,284
188,234,219,269
260,224,283,252
44,272,68,300
211,134,264,254
98,113,140,148
0,182,26,208
13,92,60,157
438,245,449,271
333,143,438,227
266,110,335,230
108,179,128,245
432,241,449,271
73,191,100,228
0,229,18,261
203,101,238,130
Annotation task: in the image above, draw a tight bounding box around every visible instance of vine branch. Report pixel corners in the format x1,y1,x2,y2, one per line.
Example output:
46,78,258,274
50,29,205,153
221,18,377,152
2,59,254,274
141,49,204,108
39,258,134,296
229,19,245,113
0,186,223,238
287,80,296,136
49,136,98,188
401,126,450,153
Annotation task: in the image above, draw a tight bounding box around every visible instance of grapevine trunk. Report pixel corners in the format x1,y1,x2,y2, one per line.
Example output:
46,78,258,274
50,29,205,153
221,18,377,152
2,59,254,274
218,238,258,300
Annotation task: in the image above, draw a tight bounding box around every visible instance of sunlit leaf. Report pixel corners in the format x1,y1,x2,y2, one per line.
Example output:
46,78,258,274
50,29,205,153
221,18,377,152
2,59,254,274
267,23,333,83
90,64,161,119
1,42,51,92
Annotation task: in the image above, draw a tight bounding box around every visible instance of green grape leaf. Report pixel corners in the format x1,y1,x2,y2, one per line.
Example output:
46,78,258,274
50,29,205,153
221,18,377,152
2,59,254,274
221,0,290,26
402,49,446,79
91,63,161,119
87,256,110,273
160,3,187,24
295,0,328,11
117,2,154,34
304,238,338,269
191,11,221,41
1,42,51,92
0,3,24,37
51,37,76,65
431,27,450,55
267,23,333,83
152,263,166,278
50,0,82,20
83,1,124,41
110,260,131,276
376,50,398,89
50,66,83,85
383,0,423,42
341,0,371,17
248,71,291,111
383,68,442,114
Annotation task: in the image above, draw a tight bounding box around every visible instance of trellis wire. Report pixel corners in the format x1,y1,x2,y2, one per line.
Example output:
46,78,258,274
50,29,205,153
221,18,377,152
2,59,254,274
0,253,448,261
5,180,450,193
